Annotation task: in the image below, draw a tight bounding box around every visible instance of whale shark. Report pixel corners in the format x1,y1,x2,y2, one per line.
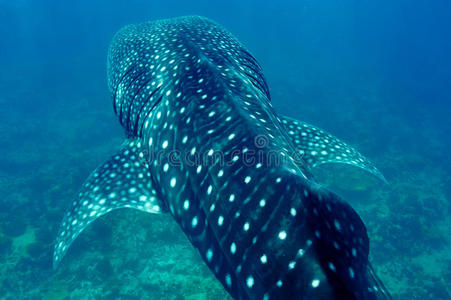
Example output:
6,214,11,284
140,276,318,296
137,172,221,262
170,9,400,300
54,16,391,299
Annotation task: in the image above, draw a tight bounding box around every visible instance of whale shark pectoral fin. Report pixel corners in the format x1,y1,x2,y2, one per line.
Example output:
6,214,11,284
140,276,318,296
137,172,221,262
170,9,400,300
53,138,165,269
280,116,387,184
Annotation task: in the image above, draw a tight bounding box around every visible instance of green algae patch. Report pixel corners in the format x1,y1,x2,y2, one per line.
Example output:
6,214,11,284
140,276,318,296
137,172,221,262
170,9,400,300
42,285,70,300
12,226,36,255
185,293,207,300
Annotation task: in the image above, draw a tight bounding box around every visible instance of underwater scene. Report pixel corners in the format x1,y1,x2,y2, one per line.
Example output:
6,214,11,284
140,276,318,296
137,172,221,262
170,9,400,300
0,0,450,299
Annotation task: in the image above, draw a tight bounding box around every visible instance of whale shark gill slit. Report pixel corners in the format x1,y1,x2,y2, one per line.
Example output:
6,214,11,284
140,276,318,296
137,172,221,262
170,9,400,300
238,49,270,99
112,65,136,115
118,69,149,128
117,68,143,117
125,75,153,131
138,93,163,137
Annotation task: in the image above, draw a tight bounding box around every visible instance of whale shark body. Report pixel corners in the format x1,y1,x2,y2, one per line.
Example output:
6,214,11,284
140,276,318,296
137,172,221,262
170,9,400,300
54,16,390,299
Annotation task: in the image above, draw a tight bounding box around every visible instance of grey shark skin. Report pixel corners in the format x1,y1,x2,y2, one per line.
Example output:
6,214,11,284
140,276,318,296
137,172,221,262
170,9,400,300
54,16,391,300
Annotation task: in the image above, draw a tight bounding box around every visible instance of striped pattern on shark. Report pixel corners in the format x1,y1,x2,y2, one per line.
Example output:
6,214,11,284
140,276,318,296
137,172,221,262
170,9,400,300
54,16,391,300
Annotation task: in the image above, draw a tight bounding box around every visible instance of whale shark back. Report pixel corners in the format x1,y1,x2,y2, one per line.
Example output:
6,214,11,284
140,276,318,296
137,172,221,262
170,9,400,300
54,16,391,300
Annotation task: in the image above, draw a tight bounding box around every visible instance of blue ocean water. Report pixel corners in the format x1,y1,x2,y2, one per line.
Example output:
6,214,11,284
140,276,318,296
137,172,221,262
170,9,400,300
0,0,450,299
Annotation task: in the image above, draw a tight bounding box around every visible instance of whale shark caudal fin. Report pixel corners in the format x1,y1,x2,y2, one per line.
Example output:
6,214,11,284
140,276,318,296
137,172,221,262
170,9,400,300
280,116,387,183
53,139,165,269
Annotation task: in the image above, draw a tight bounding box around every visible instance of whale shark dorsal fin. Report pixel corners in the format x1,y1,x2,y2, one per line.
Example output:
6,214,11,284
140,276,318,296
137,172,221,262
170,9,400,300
53,138,166,269
280,116,387,184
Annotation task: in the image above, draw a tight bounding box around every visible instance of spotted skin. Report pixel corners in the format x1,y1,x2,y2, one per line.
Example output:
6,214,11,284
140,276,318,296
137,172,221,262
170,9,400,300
54,16,390,300
280,116,387,183
53,139,164,266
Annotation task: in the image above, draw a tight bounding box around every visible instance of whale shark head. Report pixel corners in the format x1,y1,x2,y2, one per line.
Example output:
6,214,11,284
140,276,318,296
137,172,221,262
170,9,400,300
54,16,390,300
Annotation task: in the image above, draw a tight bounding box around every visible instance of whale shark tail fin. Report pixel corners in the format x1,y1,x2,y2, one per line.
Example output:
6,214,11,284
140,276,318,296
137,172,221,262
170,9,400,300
53,138,165,269
280,116,387,184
